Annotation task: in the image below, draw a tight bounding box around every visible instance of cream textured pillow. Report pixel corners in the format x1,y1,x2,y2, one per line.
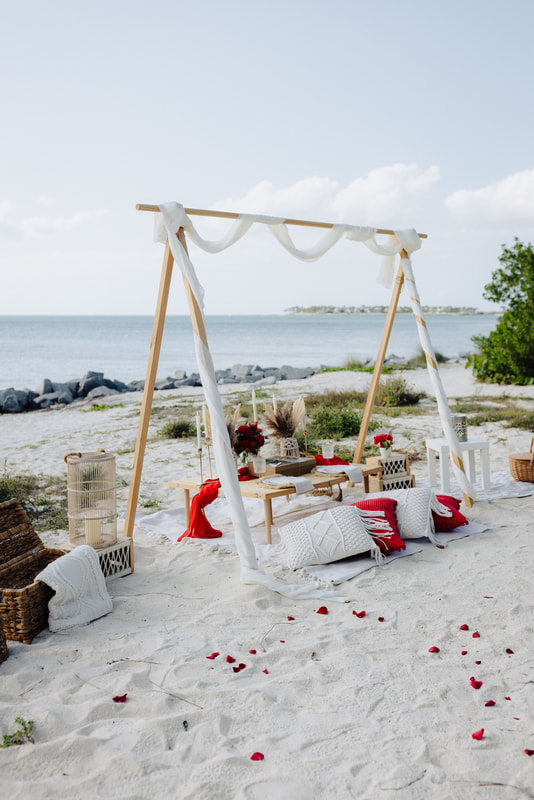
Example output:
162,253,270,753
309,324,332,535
369,487,451,543
279,506,383,570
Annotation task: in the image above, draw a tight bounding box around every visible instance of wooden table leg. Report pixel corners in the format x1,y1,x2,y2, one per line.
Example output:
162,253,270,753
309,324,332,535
183,488,191,525
263,498,273,545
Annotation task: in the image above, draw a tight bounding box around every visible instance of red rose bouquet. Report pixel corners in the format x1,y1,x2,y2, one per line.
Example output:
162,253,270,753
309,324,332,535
234,423,265,464
374,433,393,450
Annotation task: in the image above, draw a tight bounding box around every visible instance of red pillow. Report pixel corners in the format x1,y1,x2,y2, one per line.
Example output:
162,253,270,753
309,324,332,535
432,494,468,532
352,498,406,554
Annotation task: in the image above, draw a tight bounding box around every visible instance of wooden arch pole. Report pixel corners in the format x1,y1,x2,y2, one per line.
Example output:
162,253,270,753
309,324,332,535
352,254,406,464
124,238,175,556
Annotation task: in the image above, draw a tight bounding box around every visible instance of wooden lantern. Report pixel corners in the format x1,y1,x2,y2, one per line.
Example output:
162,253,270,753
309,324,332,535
65,451,117,549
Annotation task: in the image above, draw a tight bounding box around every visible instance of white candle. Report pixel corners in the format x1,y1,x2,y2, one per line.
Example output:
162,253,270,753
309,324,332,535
202,404,211,440
272,394,277,413
252,389,258,423
85,512,101,547
302,399,307,433
196,412,202,449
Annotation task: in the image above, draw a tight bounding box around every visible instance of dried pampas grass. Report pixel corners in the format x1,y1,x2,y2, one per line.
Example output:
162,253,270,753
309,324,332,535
225,404,241,449
263,396,306,439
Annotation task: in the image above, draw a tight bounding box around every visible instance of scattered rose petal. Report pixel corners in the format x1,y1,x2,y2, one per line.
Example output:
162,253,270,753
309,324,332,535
206,652,219,660
428,646,440,653
378,617,385,622
262,669,269,674
505,696,511,701
471,728,484,741
460,624,469,631
280,640,285,643
514,717,520,720
485,700,496,707
470,679,483,690
249,650,256,655
112,693,128,703
525,749,534,756
233,666,241,673
226,655,236,663
287,616,295,621
353,610,366,618
475,660,481,665
239,663,246,670
472,632,480,638
505,648,514,654
461,650,468,655
436,545,445,549
250,752,264,761
316,606,328,615
483,596,493,599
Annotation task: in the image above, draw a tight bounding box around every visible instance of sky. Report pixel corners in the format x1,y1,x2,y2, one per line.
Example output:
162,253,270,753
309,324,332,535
2,0,534,316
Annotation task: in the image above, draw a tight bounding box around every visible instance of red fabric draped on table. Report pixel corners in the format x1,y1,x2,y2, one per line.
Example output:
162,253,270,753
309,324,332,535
178,469,255,541
314,455,349,466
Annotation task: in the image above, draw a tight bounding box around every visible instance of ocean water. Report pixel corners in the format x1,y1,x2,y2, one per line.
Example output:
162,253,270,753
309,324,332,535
0,314,500,391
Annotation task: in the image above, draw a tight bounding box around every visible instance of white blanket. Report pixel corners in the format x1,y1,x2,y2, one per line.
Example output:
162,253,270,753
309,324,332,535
35,545,113,632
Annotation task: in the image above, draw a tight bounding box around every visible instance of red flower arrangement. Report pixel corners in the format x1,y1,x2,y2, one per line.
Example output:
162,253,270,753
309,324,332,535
234,423,265,462
374,433,393,450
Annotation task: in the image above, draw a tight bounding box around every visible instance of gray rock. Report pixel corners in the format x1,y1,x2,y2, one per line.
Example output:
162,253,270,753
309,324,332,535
231,364,255,379
34,390,74,407
1,389,28,413
57,391,75,405
174,370,186,380
35,378,54,396
217,377,239,385
155,379,176,390
279,365,315,380
86,386,120,399
384,355,407,365
53,380,79,396
82,370,104,382
128,380,145,391
79,375,105,396
174,377,201,387
252,375,277,386
110,379,130,393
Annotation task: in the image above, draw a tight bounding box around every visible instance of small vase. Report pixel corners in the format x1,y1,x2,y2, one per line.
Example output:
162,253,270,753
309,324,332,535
280,437,299,458
379,446,391,460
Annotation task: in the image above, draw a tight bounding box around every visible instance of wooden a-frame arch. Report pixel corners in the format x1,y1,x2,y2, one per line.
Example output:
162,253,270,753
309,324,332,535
123,205,473,565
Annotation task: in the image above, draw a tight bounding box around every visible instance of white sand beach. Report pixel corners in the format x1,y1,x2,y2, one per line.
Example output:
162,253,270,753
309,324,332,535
1,364,533,799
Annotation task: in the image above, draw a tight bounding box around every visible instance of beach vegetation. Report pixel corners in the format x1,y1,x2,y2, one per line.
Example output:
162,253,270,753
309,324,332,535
1,718,34,748
0,466,68,532
157,419,196,439
139,497,162,509
83,403,125,412
374,377,423,407
406,347,448,368
468,239,534,384
450,398,534,431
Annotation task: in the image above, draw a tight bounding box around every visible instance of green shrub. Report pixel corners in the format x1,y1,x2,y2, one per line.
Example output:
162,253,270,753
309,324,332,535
374,376,423,407
158,419,196,439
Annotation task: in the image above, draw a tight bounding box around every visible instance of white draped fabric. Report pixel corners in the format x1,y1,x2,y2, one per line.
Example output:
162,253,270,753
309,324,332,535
400,257,475,502
153,201,471,596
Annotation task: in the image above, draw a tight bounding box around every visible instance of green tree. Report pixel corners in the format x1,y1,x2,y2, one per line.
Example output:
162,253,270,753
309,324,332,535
468,239,534,384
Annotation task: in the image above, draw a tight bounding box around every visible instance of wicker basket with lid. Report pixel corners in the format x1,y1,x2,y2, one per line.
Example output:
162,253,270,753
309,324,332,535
509,437,534,483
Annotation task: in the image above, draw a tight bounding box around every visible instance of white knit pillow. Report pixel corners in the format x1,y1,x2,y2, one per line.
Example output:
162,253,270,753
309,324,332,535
369,487,450,543
279,506,382,570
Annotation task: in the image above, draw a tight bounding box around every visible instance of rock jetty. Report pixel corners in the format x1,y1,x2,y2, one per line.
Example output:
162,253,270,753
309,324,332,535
0,364,318,414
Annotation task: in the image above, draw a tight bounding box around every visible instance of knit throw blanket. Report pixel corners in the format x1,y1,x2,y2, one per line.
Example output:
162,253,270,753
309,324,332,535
35,545,113,632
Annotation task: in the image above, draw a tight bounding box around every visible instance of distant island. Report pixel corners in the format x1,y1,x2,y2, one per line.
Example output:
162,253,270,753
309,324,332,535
285,305,491,315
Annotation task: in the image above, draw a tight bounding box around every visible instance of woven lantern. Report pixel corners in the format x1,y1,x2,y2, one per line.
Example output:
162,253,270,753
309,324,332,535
65,451,117,549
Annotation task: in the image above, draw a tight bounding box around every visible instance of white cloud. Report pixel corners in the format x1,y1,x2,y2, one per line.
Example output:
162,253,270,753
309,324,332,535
19,209,106,237
445,167,534,226
214,164,440,228
0,201,14,220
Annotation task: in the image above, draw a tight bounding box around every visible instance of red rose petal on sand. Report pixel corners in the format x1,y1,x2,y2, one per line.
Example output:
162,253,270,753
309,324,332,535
461,650,468,655
317,606,328,615
428,646,440,653
249,650,256,655
514,717,520,720
505,648,514,654
483,596,493,599
436,544,445,549
378,617,385,622
475,660,481,665
287,616,295,621
206,652,219,660
472,632,480,638
262,669,269,674
525,750,534,756
353,610,366,618
485,700,496,707
471,728,484,741
460,624,469,631
226,655,236,663
238,663,246,670
250,752,264,761
280,640,285,643
505,696,511,701
233,666,241,673
470,679,483,690
112,693,128,703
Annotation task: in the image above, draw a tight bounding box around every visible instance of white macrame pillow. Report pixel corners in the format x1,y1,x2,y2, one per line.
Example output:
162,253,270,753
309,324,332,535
369,487,451,544
279,506,383,570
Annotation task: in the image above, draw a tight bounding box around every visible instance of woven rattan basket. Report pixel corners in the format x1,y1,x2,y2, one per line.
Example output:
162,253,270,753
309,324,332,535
0,498,64,644
509,438,534,483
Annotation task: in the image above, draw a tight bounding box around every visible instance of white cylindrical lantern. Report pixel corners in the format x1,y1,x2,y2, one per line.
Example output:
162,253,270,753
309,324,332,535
65,451,118,549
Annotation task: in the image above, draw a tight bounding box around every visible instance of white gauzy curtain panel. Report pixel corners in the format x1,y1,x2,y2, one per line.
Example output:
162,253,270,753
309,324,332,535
154,201,473,598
